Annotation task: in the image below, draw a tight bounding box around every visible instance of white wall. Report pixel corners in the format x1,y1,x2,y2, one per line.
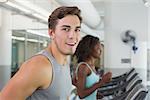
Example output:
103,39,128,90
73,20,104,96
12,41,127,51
104,0,148,81
0,9,12,90
147,4,150,85
0,9,1,27
148,6,150,51
131,42,147,85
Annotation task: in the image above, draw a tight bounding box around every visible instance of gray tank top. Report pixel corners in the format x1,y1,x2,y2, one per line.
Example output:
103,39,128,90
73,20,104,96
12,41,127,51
26,50,72,100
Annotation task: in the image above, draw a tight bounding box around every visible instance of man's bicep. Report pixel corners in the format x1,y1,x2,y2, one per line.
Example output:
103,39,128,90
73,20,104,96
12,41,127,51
0,56,52,100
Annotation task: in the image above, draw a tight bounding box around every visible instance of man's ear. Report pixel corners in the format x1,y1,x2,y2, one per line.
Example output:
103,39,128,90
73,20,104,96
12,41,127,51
48,29,55,39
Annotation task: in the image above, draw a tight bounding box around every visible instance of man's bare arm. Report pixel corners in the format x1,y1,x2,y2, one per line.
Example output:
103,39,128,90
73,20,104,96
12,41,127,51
0,55,52,100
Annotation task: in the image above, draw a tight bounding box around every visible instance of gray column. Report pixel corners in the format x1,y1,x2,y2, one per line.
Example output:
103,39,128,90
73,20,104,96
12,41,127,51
0,9,12,90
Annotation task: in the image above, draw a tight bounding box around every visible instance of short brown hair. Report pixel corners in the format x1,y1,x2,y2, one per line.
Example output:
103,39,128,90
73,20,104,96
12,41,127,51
48,6,82,30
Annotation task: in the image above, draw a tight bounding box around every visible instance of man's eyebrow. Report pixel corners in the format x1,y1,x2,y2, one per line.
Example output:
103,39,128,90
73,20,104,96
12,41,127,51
76,26,81,28
61,25,81,28
61,25,71,28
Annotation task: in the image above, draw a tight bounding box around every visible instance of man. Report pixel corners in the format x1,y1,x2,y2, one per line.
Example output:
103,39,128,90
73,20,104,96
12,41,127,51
0,6,82,100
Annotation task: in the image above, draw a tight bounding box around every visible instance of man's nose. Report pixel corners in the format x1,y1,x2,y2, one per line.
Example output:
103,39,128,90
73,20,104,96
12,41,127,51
68,31,76,39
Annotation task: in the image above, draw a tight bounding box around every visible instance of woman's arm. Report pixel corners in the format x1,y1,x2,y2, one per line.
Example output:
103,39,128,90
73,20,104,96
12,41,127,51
76,64,112,99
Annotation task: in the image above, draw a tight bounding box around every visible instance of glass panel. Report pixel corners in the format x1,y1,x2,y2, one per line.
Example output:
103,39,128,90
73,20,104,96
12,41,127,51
12,31,25,76
11,30,50,77
26,33,39,59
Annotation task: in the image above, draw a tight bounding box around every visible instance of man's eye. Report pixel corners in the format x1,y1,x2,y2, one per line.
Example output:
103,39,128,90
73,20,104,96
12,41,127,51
75,29,81,32
62,28,70,32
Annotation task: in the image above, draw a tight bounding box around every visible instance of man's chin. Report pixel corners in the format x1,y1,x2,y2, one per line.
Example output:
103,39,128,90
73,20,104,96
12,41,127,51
65,50,74,55
66,52,74,55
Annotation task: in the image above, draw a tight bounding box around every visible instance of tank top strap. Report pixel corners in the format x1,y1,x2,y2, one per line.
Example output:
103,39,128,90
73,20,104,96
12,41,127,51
36,50,55,64
75,62,93,79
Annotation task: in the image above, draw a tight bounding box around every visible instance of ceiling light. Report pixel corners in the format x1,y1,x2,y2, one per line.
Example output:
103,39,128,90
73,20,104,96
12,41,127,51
12,36,45,43
143,0,150,7
3,0,49,24
14,0,49,18
32,13,47,22
26,30,49,38
0,0,8,3
5,1,31,14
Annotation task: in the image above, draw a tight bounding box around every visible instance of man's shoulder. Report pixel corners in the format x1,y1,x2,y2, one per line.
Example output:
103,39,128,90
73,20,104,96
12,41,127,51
20,55,52,73
27,55,51,66
18,55,52,88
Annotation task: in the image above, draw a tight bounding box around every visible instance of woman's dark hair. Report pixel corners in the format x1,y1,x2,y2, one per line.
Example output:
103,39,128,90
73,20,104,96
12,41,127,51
74,35,100,63
48,6,82,30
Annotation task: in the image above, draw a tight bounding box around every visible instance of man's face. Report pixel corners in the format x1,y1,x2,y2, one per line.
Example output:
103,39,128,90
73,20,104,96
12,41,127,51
52,15,81,55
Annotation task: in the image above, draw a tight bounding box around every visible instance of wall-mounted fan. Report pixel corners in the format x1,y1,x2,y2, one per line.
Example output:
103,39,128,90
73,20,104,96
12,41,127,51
121,30,138,54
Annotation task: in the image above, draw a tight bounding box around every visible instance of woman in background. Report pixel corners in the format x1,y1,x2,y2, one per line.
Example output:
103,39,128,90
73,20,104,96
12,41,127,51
73,35,112,100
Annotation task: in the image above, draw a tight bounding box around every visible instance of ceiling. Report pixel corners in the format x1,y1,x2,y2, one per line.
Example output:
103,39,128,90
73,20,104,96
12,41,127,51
5,0,105,38
31,0,105,31
29,0,105,17
0,0,145,39
29,0,142,14
26,0,142,28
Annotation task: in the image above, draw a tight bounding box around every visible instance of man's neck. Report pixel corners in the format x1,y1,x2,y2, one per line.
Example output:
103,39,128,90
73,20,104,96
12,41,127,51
47,44,68,66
